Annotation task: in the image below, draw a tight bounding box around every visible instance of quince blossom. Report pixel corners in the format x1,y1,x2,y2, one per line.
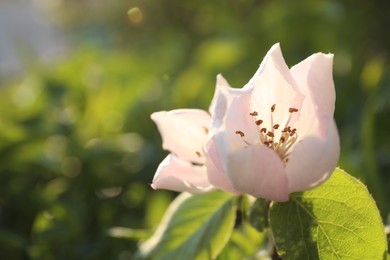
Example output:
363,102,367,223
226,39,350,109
151,43,339,202
206,43,339,201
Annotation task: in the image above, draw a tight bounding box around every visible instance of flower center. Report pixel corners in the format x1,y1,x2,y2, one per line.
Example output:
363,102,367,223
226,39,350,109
235,104,299,163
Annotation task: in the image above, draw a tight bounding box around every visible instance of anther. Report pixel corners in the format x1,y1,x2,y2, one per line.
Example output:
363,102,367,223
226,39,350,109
255,119,263,125
290,128,297,135
195,151,202,157
237,103,299,165
235,130,245,137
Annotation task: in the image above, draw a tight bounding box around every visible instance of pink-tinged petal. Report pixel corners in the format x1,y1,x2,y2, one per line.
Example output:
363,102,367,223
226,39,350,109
151,109,210,164
208,75,231,131
209,74,232,115
290,53,335,136
151,155,214,194
204,137,240,194
224,91,260,148
291,52,335,116
250,43,304,126
286,119,340,193
225,145,289,201
209,74,249,132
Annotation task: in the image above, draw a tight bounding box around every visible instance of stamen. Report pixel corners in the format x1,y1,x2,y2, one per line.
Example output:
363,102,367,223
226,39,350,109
284,136,297,151
236,104,299,165
270,104,276,135
235,130,245,137
283,106,299,132
235,130,252,146
290,128,297,136
195,151,202,157
264,141,271,146
255,120,263,125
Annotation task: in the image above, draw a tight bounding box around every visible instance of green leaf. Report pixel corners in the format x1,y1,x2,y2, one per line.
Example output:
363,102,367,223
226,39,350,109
218,195,268,259
270,168,387,260
249,198,270,232
136,190,237,260
222,221,267,258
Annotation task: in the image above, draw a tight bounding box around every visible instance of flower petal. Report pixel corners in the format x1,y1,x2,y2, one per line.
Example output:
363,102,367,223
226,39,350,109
291,52,335,116
290,53,335,136
286,119,340,193
209,74,232,116
204,137,240,194
250,43,304,127
209,74,250,131
151,109,210,164
223,90,259,148
224,144,289,201
208,75,258,149
151,154,214,194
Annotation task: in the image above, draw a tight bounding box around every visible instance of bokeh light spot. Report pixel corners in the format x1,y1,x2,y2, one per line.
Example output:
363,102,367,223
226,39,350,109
96,186,123,199
117,132,144,153
44,135,68,161
12,78,41,108
122,153,144,174
361,57,385,91
128,7,143,24
61,156,82,177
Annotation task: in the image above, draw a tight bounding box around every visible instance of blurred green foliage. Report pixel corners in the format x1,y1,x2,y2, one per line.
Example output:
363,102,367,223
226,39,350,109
1,0,390,258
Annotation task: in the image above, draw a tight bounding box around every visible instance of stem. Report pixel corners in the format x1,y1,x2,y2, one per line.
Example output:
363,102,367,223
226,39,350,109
271,247,283,260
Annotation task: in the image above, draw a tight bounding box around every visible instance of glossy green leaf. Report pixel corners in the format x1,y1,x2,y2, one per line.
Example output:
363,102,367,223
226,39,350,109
136,190,236,260
270,168,387,259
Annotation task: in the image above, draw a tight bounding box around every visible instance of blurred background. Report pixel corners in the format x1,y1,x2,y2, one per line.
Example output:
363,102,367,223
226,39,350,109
0,0,389,258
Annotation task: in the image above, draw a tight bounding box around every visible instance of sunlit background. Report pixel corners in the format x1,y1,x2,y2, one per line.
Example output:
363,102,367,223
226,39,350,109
1,0,389,258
